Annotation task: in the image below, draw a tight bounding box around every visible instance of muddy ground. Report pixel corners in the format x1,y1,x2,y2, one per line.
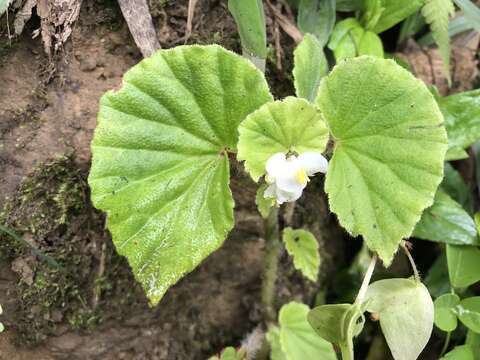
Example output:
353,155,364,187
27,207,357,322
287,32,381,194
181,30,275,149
0,1,478,359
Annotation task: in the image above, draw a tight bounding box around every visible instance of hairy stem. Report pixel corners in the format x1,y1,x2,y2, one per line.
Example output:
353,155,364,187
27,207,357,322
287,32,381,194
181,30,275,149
261,207,281,324
355,254,378,305
401,241,420,282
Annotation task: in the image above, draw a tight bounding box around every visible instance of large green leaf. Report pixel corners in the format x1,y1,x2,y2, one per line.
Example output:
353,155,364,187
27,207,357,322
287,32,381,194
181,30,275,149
228,0,267,59
439,89,480,157
372,0,424,34
238,97,329,182
447,245,480,288
283,227,320,282
457,297,480,333
441,345,475,360
365,279,434,360
298,0,336,46
293,34,328,102
279,302,337,360
434,293,460,332
88,45,272,305
318,56,447,264
413,191,478,246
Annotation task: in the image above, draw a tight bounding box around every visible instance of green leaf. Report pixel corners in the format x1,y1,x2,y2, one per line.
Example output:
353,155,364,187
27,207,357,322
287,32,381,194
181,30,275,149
434,293,460,332
441,345,475,360
358,31,384,57
238,97,329,182
413,191,478,246
283,227,320,282
328,19,365,61
398,11,426,44
362,0,384,30
336,0,362,11
365,279,434,360
372,0,424,34
441,163,473,213
308,303,365,345
424,254,451,298
457,296,480,333
293,34,328,102
279,302,337,360
318,56,447,265
453,0,480,32
88,45,272,305
421,0,455,83
328,18,362,50
298,0,336,46
439,89,480,153
466,330,480,360
228,0,267,59
446,147,469,161
266,326,288,360
256,184,275,219
209,347,245,360
447,245,480,288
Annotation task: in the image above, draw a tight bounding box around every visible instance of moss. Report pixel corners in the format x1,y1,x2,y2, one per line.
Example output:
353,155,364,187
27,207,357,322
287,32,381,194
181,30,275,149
0,154,149,346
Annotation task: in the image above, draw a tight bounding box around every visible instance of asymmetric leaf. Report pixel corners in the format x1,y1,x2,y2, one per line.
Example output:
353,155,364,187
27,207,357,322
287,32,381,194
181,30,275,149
89,45,272,304
283,227,320,281
293,34,328,102
365,279,434,360
319,56,447,264
447,245,480,288
238,97,329,182
413,191,478,246
279,302,337,360
434,293,460,332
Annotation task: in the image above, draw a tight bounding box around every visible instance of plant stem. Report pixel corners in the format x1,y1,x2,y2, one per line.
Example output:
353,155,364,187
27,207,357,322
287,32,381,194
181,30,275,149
401,241,420,282
440,331,451,357
261,207,281,324
340,340,354,360
355,254,378,305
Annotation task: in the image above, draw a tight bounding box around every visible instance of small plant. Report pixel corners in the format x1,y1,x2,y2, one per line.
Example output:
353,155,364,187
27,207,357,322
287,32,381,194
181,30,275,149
86,1,480,358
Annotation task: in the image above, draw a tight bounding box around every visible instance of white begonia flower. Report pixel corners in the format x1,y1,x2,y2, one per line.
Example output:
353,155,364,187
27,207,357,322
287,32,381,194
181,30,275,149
264,152,328,204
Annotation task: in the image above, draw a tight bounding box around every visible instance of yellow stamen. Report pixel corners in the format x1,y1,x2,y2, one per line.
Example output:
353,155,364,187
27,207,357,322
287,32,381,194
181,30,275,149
295,168,308,185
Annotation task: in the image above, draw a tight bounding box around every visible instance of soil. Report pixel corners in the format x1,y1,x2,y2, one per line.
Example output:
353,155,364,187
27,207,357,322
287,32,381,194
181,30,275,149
0,1,478,359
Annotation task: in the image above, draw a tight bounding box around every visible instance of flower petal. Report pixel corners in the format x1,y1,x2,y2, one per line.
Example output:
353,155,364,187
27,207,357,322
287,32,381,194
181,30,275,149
276,187,303,204
298,152,328,175
275,156,306,192
264,184,277,199
266,152,287,179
